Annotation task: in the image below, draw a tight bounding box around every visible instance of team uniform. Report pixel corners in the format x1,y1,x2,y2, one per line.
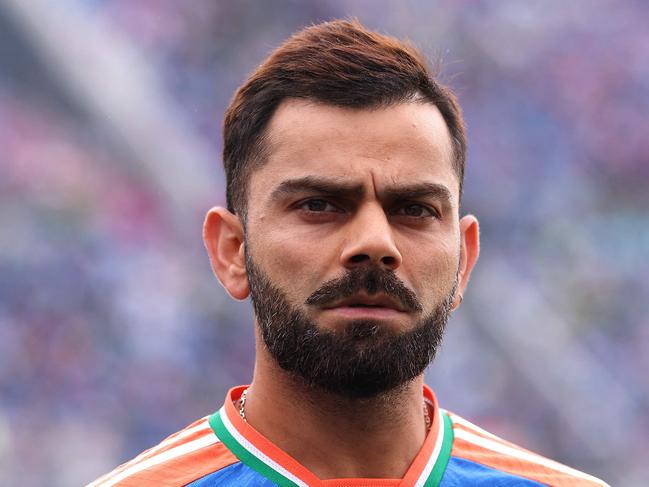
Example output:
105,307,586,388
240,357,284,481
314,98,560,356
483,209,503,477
89,385,608,487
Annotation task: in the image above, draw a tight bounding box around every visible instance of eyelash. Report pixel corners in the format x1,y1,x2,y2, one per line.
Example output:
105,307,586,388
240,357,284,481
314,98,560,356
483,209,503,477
393,203,438,218
297,198,342,213
295,198,439,219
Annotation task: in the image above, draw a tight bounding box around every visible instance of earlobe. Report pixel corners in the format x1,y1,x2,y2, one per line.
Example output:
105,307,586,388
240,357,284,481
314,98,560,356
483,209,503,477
453,214,480,309
203,207,250,300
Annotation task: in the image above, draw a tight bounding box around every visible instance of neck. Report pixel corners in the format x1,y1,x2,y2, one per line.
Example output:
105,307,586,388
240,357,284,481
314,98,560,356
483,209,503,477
243,342,429,480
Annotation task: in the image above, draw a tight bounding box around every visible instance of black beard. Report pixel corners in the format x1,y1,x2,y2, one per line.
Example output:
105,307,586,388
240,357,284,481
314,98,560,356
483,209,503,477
246,254,455,399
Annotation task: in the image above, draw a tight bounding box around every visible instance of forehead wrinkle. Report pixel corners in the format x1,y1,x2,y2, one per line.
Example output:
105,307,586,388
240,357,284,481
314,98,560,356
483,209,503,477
370,170,380,202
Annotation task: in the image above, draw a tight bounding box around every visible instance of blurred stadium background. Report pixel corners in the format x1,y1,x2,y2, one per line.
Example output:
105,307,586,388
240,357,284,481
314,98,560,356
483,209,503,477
1,1,647,485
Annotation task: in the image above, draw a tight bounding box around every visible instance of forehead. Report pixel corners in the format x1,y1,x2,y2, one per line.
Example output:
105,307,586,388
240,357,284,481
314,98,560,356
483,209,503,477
251,99,457,201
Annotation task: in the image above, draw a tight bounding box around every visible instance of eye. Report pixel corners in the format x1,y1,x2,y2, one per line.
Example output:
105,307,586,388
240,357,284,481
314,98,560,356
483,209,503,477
394,203,437,218
298,198,340,213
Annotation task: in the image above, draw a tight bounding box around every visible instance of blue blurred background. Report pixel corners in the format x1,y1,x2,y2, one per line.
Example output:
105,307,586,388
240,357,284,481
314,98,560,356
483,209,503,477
0,1,647,485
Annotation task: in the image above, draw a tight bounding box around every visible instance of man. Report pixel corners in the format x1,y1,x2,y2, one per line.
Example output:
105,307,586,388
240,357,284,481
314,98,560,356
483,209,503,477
90,20,608,487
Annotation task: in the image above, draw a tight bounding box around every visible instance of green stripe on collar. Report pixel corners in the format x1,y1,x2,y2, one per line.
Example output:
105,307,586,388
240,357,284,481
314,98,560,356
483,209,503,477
423,411,454,486
209,409,302,487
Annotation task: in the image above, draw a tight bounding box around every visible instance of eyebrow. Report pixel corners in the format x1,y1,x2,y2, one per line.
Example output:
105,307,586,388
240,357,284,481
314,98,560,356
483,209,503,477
270,176,453,206
269,176,365,202
382,182,453,206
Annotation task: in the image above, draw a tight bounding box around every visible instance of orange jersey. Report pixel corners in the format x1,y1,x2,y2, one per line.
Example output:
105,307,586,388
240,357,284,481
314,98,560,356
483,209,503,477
88,385,608,487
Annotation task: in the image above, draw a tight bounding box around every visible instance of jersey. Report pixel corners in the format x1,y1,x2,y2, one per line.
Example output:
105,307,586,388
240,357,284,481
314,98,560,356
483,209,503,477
88,385,609,487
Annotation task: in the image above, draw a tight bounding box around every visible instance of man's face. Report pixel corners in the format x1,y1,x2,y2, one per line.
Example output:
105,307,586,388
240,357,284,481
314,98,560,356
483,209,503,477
243,99,464,396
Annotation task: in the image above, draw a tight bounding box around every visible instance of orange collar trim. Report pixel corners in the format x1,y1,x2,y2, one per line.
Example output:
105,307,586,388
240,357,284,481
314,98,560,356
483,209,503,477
208,385,453,487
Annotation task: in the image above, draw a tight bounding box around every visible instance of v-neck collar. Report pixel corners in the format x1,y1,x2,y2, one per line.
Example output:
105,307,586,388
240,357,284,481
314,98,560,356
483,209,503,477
208,385,453,487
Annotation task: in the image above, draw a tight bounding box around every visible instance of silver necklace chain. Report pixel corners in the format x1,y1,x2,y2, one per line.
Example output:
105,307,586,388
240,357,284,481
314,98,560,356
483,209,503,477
238,387,248,421
238,387,432,431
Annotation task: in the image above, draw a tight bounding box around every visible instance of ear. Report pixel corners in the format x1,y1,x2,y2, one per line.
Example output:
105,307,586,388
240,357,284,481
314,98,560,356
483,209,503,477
203,207,249,300
452,214,480,309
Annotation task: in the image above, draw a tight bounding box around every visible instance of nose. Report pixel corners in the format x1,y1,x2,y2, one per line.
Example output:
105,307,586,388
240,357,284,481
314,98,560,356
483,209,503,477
339,203,402,271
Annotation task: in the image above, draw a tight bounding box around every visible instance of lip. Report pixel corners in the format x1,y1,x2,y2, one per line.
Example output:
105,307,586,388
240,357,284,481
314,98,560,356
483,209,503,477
321,293,407,318
324,293,405,311
324,305,404,319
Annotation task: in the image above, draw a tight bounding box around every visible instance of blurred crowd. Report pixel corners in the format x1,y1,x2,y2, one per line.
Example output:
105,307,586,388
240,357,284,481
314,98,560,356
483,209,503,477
0,1,647,485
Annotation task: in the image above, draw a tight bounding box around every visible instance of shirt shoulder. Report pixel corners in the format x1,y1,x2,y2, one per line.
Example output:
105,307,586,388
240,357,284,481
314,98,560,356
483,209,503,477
86,416,239,487
443,410,610,487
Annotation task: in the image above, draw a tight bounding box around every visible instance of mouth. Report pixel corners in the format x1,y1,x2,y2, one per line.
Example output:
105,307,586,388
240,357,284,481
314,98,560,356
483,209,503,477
322,294,407,318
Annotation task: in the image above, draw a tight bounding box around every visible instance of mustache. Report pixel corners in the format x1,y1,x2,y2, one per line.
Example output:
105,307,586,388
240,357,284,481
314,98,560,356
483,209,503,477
304,266,423,312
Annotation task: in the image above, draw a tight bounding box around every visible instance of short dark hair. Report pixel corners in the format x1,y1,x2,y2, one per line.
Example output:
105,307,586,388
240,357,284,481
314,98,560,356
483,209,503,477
222,19,466,217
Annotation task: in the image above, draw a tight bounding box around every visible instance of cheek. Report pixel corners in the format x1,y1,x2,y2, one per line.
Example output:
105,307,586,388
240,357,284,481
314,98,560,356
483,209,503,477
249,224,339,301
400,236,459,300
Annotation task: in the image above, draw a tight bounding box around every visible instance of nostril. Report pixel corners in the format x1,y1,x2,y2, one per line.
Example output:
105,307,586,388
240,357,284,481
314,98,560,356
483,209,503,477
381,256,397,267
350,254,370,264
